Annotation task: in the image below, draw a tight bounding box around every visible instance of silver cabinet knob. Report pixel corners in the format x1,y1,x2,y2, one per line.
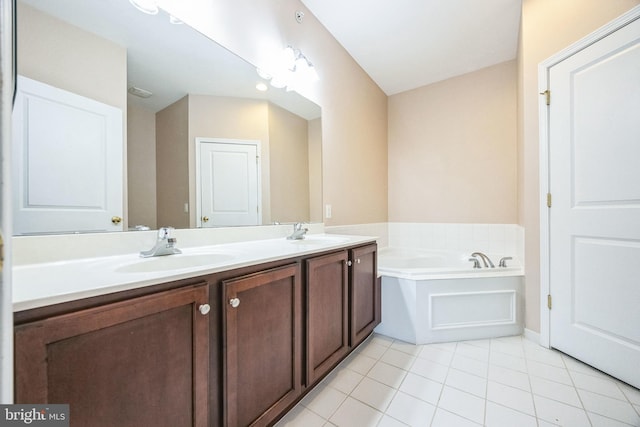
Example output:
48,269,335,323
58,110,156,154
229,298,240,308
198,304,211,315
356,258,361,264
346,260,353,267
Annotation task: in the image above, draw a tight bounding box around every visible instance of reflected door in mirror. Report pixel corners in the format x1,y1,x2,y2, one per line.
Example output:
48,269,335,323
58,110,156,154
197,139,261,227
12,76,123,234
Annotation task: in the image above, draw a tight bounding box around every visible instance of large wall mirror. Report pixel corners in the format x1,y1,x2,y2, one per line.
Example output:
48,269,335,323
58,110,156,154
15,0,322,234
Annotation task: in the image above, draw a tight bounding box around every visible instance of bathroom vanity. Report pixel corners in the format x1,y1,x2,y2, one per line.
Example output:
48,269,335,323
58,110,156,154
12,235,379,427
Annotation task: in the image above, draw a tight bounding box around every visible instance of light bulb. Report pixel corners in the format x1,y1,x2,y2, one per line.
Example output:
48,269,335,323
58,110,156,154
129,0,159,15
281,47,297,71
256,68,272,80
269,76,287,89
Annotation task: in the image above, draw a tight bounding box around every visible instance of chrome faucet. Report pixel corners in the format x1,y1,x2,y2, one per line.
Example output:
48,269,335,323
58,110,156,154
140,227,182,257
286,222,308,240
471,252,495,268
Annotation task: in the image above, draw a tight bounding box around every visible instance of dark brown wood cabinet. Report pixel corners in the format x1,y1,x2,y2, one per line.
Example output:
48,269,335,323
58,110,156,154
14,283,210,427
349,244,380,347
14,242,379,427
306,250,350,385
222,263,303,427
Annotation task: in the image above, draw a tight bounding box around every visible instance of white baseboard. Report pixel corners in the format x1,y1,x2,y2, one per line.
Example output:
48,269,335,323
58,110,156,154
524,328,541,345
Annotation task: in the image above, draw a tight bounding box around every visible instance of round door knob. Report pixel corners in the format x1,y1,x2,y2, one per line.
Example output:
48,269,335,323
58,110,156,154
202,216,209,223
198,304,211,315
229,298,240,308
111,216,122,225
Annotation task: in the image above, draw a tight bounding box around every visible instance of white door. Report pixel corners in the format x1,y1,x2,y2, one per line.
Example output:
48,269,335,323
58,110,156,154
12,76,123,234
548,17,640,388
197,139,260,227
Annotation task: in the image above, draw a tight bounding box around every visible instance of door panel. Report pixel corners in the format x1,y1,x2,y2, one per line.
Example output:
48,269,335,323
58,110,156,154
572,238,640,343
198,140,260,227
548,17,640,388
12,76,123,234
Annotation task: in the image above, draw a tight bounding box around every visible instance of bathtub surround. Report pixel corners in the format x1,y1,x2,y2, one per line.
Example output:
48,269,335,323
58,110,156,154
327,222,527,344
376,247,524,345
327,222,524,265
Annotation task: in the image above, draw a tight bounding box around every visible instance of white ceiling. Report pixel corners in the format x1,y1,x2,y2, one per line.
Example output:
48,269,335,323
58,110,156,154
301,0,522,95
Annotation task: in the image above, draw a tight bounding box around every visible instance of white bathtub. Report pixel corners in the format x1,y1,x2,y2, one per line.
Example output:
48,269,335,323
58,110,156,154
375,247,524,344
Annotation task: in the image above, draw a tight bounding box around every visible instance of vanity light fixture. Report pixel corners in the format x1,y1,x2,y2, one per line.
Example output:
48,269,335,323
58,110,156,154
256,46,318,92
129,0,181,25
129,0,159,15
294,54,319,82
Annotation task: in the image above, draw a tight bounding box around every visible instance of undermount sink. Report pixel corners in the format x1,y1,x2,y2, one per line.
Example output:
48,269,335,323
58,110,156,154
115,252,236,273
288,235,350,245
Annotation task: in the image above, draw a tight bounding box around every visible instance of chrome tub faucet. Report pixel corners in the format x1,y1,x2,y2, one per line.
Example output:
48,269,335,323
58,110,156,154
471,252,495,268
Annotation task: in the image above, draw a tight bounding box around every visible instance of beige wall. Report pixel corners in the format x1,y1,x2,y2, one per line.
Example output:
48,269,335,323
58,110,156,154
156,96,190,228
308,118,323,223
17,3,126,110
268,104,310,223
163,0,389,226
518,0,640,333
127,104,157,229
388,60,517,224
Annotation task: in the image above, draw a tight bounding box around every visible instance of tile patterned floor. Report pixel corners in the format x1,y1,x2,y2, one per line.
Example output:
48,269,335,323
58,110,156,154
275,334,640,427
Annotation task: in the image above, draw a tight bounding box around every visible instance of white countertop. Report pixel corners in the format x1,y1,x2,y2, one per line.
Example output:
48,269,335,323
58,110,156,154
13,234,377,312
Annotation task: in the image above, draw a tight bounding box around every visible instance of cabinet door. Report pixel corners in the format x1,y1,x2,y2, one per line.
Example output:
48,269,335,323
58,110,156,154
223,264,302,427
350,244,381,347
306,251,349,385
14,284,210,427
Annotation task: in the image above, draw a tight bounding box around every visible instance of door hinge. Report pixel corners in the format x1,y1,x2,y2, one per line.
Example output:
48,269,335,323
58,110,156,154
547,294,552,310
547,193,552,208
540,89,550,105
